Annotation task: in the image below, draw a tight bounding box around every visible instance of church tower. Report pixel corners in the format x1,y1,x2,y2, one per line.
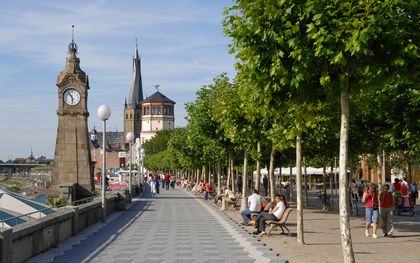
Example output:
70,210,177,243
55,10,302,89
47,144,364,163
52,32,94,199
124,43,143,140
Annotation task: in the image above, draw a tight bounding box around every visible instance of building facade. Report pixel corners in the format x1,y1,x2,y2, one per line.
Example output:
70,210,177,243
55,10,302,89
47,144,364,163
90,44,175,170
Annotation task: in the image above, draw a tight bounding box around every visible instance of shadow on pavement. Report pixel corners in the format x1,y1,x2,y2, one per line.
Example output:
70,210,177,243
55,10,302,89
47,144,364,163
51,189,153,262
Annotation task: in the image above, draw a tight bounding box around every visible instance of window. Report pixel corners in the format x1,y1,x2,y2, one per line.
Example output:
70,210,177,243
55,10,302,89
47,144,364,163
163,106,170,115
152,105,161,115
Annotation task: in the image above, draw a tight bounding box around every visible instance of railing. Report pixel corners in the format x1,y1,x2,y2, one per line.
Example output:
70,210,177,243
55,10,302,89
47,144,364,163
0,206,58,228
71,196,96,206
0,197,98,228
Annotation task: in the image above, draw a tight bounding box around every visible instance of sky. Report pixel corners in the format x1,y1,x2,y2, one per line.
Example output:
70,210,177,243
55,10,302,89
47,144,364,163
0,0,236,161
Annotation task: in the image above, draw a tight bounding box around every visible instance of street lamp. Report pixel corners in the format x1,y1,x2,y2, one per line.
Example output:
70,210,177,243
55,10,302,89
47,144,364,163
140,148,145,183
97,105,111,223
126,132,135,198
135,139,141,189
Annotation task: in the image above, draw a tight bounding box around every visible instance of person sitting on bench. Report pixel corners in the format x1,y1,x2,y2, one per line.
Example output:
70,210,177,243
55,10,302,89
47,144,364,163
240,189,263,225
250,194,288,237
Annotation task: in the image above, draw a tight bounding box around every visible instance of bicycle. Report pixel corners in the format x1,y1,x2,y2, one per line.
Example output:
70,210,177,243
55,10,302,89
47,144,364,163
317,191,330,210
350,194,358,216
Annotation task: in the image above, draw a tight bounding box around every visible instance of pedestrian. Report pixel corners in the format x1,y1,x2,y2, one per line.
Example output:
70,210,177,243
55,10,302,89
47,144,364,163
351,179,358,202
383,177,393,194
379,184,394,237
362,183,379,238
164,173,171,190
155,176,160,194
262,175,268,196
149,175,156,197
240,189,262,225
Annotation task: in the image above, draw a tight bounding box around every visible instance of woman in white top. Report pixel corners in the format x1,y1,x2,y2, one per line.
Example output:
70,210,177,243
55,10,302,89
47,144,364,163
251,194,288,237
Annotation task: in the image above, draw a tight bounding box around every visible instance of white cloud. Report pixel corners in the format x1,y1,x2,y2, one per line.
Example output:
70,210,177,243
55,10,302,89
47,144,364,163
0,0,236,160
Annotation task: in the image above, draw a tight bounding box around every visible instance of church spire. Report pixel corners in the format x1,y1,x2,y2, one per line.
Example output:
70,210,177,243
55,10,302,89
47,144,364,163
127,38,143,109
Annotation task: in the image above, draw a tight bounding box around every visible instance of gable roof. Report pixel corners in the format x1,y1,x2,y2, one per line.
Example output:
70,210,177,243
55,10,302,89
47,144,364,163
141,91,175,104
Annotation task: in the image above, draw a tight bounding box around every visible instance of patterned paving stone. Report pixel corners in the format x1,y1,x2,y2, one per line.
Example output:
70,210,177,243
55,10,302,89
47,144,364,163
27,185,288,263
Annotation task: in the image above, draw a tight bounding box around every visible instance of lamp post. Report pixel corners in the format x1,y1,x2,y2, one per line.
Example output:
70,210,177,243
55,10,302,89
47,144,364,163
135,139,141,189
97,105,111,223
126,132,135,197
140,148,145,183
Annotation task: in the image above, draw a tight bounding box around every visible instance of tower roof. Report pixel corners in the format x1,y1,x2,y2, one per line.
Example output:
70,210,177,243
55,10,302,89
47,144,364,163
127,42,143,109
142,91,175,104
56,26,87,86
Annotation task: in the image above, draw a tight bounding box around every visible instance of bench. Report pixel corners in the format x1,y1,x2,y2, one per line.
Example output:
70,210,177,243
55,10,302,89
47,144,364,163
227,193,241,210
265,207,293,236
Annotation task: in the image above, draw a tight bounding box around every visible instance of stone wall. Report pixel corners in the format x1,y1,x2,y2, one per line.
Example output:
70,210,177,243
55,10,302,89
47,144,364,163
0,191,130,263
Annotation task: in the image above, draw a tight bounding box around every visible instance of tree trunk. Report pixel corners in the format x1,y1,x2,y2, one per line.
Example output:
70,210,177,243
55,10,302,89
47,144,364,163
296,136,304,244
339,67,355,263
240,151,248,211
289,166,293,201
217,161,221,194
231,155,236,193
227,152,232,189
196,169,200,183
376,148,382,185
255,141,261,191
269,145,276,201
322,165,327,196
303,157,308,207
202,164,207,183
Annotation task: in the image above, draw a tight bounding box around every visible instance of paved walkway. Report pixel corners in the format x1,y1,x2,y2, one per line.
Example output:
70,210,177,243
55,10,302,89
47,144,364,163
27,186,287,263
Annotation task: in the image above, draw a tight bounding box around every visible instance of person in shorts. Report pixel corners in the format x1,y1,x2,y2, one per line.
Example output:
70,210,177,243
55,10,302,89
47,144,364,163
362,183,379,238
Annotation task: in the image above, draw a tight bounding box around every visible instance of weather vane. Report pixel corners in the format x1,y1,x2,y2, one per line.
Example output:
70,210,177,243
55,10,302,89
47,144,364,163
153,84,160,91
72,25,75,43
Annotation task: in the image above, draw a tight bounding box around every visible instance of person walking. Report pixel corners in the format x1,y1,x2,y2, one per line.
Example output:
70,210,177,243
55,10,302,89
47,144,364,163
240,189,262,225
362,183,379,238
351,179,359,202
379,184,394,237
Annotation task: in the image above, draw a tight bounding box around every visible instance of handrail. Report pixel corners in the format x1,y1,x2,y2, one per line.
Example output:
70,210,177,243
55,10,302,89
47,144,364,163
71,196,95,206
0,197,98,229
0,206,58,228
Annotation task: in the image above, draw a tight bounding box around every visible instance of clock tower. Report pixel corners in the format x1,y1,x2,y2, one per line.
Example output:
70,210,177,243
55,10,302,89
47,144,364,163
51,37,94,199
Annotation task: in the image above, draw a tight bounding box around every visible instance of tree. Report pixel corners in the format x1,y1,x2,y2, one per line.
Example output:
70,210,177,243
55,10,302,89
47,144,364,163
306,0,419,261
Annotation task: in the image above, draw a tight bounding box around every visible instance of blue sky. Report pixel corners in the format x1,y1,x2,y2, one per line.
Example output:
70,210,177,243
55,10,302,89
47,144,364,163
0,0,236,161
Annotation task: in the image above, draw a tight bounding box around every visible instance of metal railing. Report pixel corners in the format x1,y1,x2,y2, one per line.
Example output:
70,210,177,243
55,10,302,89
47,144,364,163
71,196,96,206
0,197,98,229
0,206,58,228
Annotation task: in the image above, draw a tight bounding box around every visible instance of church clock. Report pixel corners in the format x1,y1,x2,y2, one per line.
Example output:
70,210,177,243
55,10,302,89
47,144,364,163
51,38,94,200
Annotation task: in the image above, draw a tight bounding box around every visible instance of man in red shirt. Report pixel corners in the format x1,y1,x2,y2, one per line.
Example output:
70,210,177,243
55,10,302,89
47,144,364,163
379,184,394,237
164,173,170,190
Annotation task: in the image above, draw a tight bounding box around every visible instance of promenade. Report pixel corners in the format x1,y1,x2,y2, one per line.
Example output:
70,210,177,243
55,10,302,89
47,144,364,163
26,186,420,263
222,193,420,263
28,186,287,263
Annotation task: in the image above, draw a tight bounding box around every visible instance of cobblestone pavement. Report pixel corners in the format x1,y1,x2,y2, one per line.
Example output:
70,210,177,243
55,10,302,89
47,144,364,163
27,186,287,263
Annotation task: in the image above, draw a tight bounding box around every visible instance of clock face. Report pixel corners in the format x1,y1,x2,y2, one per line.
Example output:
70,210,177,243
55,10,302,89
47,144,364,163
64,89,81,106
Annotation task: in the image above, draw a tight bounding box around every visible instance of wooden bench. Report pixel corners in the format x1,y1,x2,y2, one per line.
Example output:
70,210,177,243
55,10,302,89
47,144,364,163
227,193,241,210
265,207,293,236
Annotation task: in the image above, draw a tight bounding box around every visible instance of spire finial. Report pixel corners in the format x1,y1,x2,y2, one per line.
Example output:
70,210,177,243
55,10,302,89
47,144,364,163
153,84,160,92
136,37,138,50
68,25,78,53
